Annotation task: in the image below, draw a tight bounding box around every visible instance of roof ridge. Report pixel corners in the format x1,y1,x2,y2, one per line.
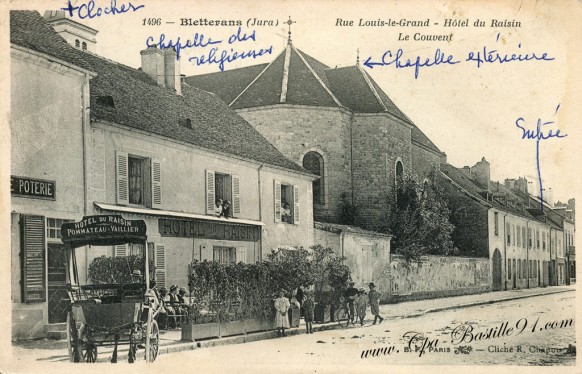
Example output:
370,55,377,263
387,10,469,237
230,46,287,107
279,43,292,103
356,64,388,112
291,46,342,107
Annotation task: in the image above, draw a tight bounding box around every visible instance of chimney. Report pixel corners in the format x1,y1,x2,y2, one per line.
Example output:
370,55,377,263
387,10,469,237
544,187,554,206
140,46,165,86
470,157,490,191
164,48,181,95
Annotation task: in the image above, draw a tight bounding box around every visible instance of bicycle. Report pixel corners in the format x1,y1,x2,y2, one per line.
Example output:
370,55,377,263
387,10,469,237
334,297,352,328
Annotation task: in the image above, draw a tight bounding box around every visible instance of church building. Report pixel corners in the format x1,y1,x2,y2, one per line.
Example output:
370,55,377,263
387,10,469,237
186,29,446,233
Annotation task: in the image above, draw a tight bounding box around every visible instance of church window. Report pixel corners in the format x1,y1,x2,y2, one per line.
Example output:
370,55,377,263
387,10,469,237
302,151,324,205
82,42,87,51
75,39,80,48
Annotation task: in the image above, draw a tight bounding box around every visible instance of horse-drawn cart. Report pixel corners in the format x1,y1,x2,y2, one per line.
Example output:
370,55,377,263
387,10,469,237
61,215,160,363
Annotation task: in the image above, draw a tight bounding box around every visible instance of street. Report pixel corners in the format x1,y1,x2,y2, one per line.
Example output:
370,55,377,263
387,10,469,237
152,292,575,369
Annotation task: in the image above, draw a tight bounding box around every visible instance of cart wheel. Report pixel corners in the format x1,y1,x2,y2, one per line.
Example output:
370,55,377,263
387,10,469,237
66,311,81,363
147,320,159,362
82,344,98,363
335,307,350,328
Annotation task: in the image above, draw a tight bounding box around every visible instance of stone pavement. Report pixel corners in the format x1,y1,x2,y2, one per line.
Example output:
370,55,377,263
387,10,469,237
11,285,575,363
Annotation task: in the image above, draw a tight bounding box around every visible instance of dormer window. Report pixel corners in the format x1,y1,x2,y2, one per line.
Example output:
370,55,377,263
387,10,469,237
180,118,192,129
96,95,115,108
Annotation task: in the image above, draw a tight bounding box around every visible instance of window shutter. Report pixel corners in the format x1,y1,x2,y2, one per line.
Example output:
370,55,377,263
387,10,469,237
116,151,129,205
293,185,300,225
274,180,281,222
206,170,216,215
236,247,247,264
114,244,128,257
151,158,162,209
232,174,241,218
20,215,46,303
155,244,166,288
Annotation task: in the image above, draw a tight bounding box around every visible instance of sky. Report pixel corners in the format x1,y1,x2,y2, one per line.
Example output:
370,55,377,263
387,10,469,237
18,0,582,203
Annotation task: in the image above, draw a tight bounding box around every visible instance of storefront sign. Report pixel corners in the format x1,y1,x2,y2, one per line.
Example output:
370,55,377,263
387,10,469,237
11,176,55,200
61,215,147,246
159,218,260,242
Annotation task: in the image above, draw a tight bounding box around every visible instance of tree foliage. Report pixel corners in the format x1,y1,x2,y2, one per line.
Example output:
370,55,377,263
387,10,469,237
186,244,351,324
389,171,455,261
88,255,153,284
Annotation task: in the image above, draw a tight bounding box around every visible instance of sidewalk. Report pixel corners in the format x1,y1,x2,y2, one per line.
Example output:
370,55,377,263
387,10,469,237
12,285,575,363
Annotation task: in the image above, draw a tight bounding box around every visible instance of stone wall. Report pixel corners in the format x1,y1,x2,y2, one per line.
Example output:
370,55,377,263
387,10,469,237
237,106,353,224
388,255,491,303
351,114,412,232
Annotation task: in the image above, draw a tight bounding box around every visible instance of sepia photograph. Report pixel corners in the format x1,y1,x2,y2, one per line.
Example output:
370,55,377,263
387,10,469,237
1,0,580,372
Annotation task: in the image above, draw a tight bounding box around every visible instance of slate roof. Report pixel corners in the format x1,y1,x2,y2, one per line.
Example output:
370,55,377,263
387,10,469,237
10,11,308,175
186,43,443,155
439,163,542,221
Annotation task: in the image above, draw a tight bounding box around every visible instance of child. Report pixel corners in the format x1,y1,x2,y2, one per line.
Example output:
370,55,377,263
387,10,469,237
355,288,367,326
368,282,384,324
302,292,315,334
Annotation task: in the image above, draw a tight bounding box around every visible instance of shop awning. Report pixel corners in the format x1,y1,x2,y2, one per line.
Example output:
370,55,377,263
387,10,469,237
94,203,265,226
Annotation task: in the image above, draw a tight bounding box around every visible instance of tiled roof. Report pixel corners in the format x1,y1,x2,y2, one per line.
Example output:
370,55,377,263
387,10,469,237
10,11,308,175
187,46,443,154
184,63,268,105
10,10,93,72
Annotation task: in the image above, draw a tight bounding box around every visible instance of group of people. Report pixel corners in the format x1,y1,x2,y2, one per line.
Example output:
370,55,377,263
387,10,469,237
215,198,232,218
343,281,384,326
273,281,384,337
146,280,189,330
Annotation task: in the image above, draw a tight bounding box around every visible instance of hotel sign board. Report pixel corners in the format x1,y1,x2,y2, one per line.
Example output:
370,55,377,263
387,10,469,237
11,176,56,200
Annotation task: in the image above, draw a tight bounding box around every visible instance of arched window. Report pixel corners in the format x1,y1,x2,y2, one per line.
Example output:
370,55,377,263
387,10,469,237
82,42,87,51
75,39,80,48
302,151,324,204
395,160,403,179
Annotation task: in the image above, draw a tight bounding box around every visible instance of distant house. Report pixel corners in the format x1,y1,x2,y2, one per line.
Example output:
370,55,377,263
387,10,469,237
439,158,571,291
10,10,316,340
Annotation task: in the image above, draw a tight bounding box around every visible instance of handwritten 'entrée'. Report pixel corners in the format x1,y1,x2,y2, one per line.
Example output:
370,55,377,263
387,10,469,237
61,0,144,19
515,104,567,209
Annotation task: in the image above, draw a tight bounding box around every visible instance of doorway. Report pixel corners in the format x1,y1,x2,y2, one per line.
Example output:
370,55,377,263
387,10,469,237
47,243,69,323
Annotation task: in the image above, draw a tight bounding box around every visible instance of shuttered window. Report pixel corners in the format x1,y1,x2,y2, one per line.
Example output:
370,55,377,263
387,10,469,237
114,244,128,257
236,247,247,264
206,170,216,214
155,244,166,288
231,175,241,218
151,158,162,209
116,151,162,208
21,215,46,303
276,182,300,225
274,180,282,222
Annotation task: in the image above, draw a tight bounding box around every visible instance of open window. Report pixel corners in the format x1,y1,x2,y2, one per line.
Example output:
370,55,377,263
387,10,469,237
205,170,240,218
116,151,162,209
274,181,300,225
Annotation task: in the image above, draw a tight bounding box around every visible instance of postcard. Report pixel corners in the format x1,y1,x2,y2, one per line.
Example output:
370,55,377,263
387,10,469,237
1,0,580,373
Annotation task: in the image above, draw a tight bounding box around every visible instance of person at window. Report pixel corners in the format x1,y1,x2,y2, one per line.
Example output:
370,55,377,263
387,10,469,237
215,199,223,216
220,200,231,219
343,281,358,325
282,202,292,223
273,290,290,337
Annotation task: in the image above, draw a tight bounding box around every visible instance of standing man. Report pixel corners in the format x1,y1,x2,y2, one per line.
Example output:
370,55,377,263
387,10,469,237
343,281,358,325
368,282,384,325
